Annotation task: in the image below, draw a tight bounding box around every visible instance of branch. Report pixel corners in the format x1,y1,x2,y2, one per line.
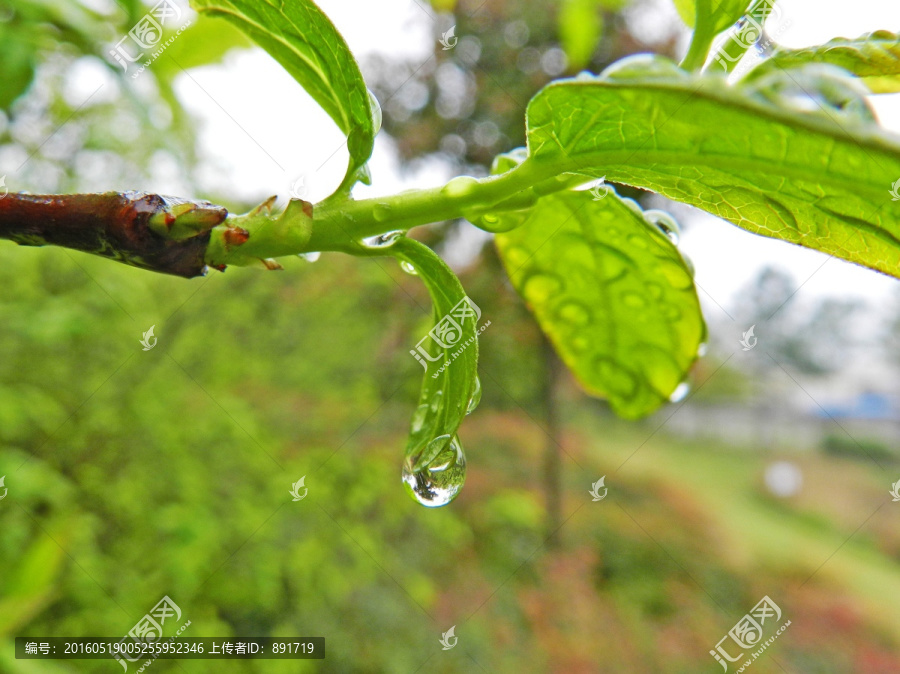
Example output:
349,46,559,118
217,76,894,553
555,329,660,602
0,192,228,278
0,163,572,276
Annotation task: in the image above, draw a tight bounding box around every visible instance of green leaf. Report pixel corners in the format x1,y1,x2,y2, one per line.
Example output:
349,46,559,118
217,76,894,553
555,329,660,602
153,14,253,74
190,0,376,191
521,56,900,279
389,237,480,505
672,0,695,26
559,0,604,70
0,28,35,110
492,184,705,419
675,0,751,33
746,31,900,93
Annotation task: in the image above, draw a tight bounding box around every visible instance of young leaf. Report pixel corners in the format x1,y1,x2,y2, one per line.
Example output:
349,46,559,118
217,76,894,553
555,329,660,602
746,31,900,93
674,0,752,35
522,56,900,279
559,0,603,70
387,237,480,504
494,187,705,419
190,0,376,190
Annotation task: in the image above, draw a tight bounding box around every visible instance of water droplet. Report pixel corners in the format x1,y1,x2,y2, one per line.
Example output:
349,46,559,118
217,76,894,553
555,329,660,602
368,89,383,134
656,259,693,289
363,230,404,248
399,260,418,275
471,211,523,233
569,335,590,352
662,304,682,321
557,301,591,326
466,377,482,415
593,357,638,398
442,176,480,198
429,389,443,413
600,54,686,82
645,282,664,300
669,381,690,403
402,435,467,507
410,403,429,434
644,210,681,245
746,64,875,124
635,346,682,397
621,291,646,308
373,204,392,222
502,245,530,268
627,234,649,250
619,197,644,218
298,252,321,263
523,273,563,302
697,342,709,357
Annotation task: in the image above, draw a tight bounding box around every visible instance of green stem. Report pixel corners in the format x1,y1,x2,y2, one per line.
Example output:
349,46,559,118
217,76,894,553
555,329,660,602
708,0,774,74
680,0,717,71
305,160,560,253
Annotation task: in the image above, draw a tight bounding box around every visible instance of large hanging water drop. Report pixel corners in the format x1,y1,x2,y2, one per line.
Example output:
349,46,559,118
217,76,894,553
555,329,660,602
298,252,321,263
402,435,467,507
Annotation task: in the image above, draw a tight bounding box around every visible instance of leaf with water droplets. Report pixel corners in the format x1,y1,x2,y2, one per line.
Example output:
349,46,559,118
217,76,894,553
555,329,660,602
190,0,376,192
746,31,900,93
523,56,900,279
388,237,479,505
495,188,705,419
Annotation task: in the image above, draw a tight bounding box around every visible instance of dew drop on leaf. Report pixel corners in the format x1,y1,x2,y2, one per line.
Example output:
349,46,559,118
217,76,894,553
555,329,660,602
298,252,321,263
556,301,591,326
402,435,467,507
399,260,418,275
373,203,392,222
368,88,383,134
643,209,681,245
466,376,482,415
442,176,479,198
669,381,690,403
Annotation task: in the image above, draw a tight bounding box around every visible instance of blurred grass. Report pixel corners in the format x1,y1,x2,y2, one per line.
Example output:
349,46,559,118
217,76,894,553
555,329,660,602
1,241,899,673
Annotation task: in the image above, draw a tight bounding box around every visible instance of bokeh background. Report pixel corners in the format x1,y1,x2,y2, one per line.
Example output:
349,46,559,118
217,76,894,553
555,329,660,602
2,0,900,672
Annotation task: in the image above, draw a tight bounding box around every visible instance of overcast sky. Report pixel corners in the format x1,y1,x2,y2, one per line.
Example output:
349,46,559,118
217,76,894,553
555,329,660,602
167,0,900,315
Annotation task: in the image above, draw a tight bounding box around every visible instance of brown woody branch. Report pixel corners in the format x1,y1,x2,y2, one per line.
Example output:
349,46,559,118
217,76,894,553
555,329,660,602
0,192,229,278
